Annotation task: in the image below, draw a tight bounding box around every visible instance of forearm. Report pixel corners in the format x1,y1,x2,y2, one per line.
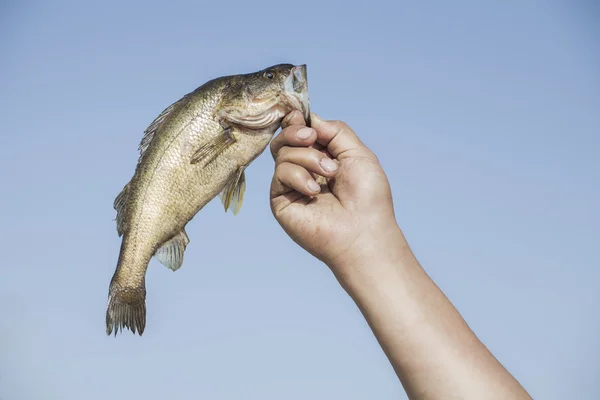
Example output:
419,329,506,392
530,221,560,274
331,227,531,400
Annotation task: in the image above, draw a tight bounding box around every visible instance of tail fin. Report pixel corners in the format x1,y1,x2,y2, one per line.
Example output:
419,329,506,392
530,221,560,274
106,285,146,336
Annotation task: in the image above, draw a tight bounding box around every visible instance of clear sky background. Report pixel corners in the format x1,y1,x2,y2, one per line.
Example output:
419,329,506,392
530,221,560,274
1,1,598,399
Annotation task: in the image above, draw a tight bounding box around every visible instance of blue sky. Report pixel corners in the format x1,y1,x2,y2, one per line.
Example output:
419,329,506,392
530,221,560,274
1,1,598,399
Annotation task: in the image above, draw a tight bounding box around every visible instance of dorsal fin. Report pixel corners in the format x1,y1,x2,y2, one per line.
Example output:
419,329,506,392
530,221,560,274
113,182,129,237
137,94,190,163
113,93,190,236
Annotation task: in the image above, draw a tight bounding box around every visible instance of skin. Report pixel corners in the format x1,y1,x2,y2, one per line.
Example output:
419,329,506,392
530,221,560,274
269,110,533,399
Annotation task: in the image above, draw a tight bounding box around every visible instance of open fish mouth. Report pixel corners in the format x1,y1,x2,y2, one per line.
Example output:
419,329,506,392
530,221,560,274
283,64,311,126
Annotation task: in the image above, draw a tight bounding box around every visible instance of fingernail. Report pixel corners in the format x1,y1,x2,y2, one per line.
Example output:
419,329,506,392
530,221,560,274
283,110,299,125
320,157,337,172
307,179,320,192
296,127,313,140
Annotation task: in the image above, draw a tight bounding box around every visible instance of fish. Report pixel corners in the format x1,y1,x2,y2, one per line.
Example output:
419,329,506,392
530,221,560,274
106,63,310,336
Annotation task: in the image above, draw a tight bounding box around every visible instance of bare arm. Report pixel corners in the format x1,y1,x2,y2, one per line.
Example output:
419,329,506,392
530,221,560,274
269,111,532,399
334,227,531,399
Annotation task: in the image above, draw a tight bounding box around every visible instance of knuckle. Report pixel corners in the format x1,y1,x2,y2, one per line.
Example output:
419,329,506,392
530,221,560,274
269,138,281,153
330,120,348,131
274,163,286,176
276,146,291,160
292,168,307,181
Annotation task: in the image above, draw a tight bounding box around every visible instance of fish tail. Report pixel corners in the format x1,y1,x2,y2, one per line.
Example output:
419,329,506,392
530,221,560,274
106,279,146,337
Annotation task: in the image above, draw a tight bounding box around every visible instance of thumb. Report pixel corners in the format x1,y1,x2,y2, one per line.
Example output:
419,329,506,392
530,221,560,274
310,113,372,160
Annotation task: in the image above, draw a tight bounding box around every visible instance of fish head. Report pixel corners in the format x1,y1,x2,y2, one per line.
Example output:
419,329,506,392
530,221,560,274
219,64,311,129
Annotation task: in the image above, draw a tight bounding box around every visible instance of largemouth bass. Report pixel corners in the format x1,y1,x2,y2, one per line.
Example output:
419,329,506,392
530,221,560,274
106,64,310,336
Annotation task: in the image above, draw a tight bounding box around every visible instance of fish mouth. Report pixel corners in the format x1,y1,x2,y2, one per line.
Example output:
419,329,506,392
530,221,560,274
284,65,311,127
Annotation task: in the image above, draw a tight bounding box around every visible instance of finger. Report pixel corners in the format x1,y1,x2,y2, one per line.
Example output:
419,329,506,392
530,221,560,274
310,113,374,160
281,110,306,129
276,146,339,177
270,162,321,198
270,125,317,159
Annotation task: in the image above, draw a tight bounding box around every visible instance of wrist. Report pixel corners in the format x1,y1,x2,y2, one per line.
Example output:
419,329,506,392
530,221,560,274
327,222,421,296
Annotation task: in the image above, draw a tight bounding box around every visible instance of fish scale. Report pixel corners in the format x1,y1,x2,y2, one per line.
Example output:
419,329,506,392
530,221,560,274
106,64,310,336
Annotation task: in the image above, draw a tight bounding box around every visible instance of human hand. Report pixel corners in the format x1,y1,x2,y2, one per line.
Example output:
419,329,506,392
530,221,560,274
269,111,401,276
270,112,533,400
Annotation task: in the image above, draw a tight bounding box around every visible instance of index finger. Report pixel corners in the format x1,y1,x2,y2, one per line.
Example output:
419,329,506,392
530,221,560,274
281,110,306,129
270,124,317,160
310,113,373,160
270,111,313,159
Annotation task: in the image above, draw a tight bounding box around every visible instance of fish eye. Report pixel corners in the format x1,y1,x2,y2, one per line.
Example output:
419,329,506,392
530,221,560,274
264,71,274,79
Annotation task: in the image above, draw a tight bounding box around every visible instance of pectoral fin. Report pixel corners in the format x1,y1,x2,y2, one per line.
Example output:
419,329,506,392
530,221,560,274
219,167,246,215
190,128,236,166
154,229,190,272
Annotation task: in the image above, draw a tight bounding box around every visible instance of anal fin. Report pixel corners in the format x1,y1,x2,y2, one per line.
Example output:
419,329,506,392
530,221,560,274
219,167,246,215
190,128,236,167
154,229,190,272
